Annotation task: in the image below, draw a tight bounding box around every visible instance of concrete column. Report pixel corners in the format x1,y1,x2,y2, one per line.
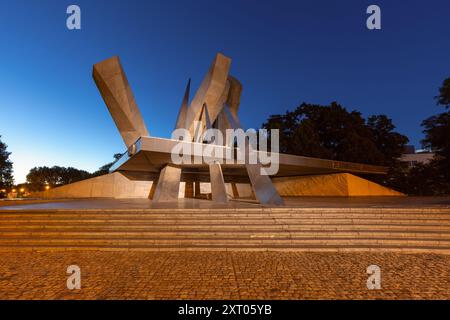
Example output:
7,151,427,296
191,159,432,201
242,136,284,206
231,183,239,199
152,165,182,202
246,163,284,206
184,181,194,198
194,181,201,198
209,162,228,203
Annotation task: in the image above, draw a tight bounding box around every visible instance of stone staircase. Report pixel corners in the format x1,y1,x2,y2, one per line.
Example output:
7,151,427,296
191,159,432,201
1,207,450,253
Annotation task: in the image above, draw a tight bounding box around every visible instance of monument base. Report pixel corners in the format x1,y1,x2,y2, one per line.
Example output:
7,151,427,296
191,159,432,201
33,172,153,199
273,173,404,197
32,172,403,200
32,172,256,200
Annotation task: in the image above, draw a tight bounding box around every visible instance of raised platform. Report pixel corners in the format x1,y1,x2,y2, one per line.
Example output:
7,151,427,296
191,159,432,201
2,197,449,210
111,136,387,179
273,173,405,197
32,172,402,200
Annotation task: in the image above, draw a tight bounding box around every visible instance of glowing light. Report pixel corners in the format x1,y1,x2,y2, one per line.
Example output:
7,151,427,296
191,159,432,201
12,189,16,193
45,185,50,190
20,188,25,193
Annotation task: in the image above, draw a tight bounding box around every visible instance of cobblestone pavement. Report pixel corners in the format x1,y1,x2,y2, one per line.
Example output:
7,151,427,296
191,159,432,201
0,250,449,299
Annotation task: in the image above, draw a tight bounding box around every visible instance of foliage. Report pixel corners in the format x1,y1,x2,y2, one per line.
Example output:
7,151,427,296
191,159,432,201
436,77,450,108
91,153,123,177
26,166,91,191
262,102,408,167
24,153,123,192
0,135,14,192
412,77,450,194
261,87,450,196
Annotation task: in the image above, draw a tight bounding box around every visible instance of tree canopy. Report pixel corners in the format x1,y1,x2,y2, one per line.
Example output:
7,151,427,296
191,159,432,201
23,153,123,192
91,153,123,177
262,102,408,166
436,77,450,108
261,77,450,196
0,135,14,190
26,166,91,191
416,77,450,195
422,77,450,163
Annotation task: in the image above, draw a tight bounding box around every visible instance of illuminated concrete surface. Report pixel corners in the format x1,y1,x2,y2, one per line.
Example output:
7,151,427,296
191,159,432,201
273,173,405,197
93,56,149,148
4,197,448,210
109,136,387,176
152,165,182,202
209,163,229,203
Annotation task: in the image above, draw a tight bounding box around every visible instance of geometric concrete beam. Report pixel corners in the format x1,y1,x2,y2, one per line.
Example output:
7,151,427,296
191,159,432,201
193,103,213,143
152,165,181,203
185,53,231,137
209,162,228,203
230,183,240,199
93,56,149,148
242,138,284,206
226,75,242,117
246,163,284,206
175,78,191,130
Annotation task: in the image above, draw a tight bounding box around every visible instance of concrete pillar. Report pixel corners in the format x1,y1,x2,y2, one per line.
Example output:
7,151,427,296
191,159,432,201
152,165,182,202
246,163,284,206
231,183,239,199
209,162,228,203
194,181,201,198
184,181,194,198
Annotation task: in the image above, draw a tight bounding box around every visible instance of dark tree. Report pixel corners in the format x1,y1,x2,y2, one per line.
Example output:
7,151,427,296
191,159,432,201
26,166,91,191
0,135,14,191
422,112,450,162
92,153,123,176
422,77,450,163
262,102,407,166
25,153,123,192
366,115,409,166
414,77,450,195
436,77,450,108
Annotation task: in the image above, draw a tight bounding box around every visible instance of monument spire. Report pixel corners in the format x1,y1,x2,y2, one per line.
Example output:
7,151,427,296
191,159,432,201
175,78,191,130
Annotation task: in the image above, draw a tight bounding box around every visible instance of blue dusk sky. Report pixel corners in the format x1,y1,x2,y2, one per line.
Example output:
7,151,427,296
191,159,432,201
0,0,449,183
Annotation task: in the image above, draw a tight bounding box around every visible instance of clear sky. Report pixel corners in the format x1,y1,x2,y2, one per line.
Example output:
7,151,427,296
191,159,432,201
0,0,449,183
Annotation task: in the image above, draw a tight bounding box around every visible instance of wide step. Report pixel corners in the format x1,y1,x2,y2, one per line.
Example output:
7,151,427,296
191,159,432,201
0,207,449,252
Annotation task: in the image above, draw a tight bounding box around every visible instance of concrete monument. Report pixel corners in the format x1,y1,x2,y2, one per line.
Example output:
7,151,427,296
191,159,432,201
35,53,403,204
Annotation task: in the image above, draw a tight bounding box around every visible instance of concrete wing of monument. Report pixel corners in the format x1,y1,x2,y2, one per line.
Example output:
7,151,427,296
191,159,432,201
93,56,150,148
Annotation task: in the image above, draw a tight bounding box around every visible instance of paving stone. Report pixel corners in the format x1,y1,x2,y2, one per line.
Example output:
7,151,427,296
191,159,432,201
0,251,449,299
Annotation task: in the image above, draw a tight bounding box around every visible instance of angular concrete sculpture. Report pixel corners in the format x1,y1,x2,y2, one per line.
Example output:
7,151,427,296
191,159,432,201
93,53,394,205
93,56,149,147
34,53,401,204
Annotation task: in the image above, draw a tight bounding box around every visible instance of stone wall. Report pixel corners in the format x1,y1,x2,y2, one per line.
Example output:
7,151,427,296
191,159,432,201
32,172,153,199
